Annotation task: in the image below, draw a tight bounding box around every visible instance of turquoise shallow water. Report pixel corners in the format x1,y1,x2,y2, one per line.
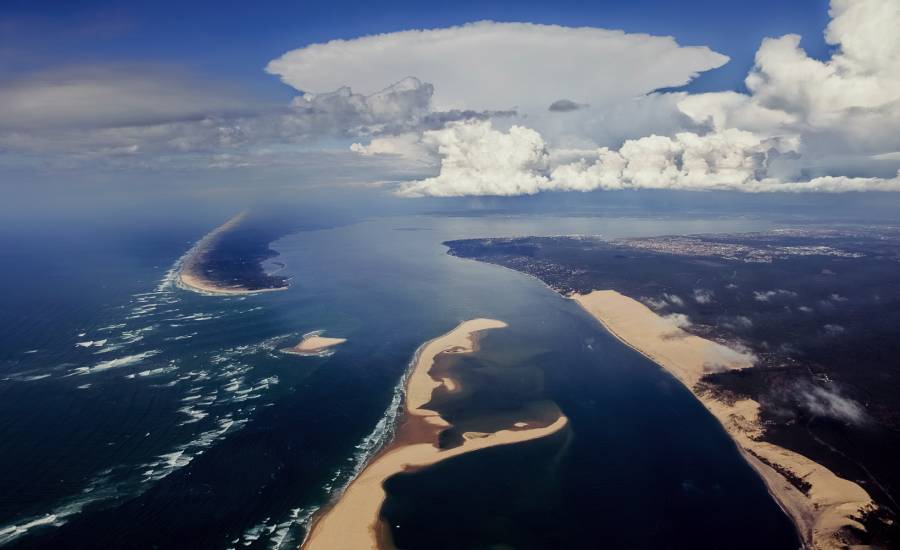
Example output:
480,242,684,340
0,213,797,548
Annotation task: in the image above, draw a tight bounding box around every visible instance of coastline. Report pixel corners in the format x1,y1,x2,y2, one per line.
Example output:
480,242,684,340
176,212,289,296
301,319,569,550
573,290,875,550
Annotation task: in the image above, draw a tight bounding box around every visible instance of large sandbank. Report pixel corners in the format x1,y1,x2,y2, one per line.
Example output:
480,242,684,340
573,290,874,550
302,319,569,550
176,212,288,296
281,333,347,356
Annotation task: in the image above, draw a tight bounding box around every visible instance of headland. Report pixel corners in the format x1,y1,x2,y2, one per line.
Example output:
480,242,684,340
177,212,290,296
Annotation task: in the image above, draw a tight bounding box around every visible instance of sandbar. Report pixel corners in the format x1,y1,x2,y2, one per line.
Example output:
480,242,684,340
573,290,874,550
282,334,347,356
301,318,568,550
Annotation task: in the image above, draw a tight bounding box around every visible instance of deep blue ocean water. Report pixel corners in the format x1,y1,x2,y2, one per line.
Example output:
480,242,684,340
0,212,799,549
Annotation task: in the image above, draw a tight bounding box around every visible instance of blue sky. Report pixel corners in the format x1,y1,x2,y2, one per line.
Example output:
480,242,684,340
3,0,899,197
3,0,832,99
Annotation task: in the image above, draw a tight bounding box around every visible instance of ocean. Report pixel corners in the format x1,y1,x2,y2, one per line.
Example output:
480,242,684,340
0,211,799,549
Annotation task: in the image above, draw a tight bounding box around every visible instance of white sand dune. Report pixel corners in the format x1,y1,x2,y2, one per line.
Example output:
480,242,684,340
573,290,875,550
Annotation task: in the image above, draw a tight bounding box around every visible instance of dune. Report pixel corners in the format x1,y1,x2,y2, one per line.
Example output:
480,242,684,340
573,290,874,550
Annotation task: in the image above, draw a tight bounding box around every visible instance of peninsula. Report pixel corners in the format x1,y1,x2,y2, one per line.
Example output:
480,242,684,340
445,231,900,549
176,212,290,296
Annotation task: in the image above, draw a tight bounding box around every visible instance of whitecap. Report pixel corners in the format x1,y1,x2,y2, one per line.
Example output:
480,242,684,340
125,363,179,379
73,350,160,375
75,339,107,348
141,416,247,482
177,406,208,425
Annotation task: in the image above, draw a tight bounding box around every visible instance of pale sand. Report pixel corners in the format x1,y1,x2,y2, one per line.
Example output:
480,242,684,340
440,377,459,393
283,335,347,355
176,212,288,296
302,319,569,550
573,290,875,550
404,318,508,419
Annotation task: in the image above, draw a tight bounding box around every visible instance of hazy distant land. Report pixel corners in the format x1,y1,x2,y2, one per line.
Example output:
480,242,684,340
446,227,900,549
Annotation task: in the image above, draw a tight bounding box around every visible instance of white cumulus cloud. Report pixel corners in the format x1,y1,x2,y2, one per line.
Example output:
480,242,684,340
676,0,900,162
397,120,551,197
385,0,900,197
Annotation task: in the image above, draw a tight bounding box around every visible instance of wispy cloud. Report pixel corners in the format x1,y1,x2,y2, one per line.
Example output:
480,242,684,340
797,382,867,425
753,289,798,302
693,288,714,304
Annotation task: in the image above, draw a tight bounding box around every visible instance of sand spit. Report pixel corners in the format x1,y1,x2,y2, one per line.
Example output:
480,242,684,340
573,290,874,550
302,319,569,550
281,333,347,356
176,212,288,296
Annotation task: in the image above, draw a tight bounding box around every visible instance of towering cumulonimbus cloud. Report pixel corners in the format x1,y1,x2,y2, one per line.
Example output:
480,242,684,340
266,21,729,113
387,0,900,197
4,1,899,185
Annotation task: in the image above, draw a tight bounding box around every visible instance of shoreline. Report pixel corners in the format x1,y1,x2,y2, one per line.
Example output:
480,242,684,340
301,319,569,550
176,212,290,296
572,290,875,550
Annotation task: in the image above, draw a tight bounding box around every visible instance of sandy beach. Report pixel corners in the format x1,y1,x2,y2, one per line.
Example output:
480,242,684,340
282,334,347,355
302,319,569,550
573,290,875,550
176,212,288,296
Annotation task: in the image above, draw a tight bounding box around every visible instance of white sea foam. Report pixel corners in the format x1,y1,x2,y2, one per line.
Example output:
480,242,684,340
164,333,197,342
294,352,414,549
141,416,247,482
254,376,279,390
0,468,128,545
167,312,222,322
155,259,182,293
92,342,125,354
19,374,52,382
125,363,179,379
177,406,208,424
223,378,243,393
239,520,278,546
75,339,107,348
268,507,318,550
127,303,159,316
0,513,61,545
72,350,160,375
2,372,52,382
118,326,157,345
